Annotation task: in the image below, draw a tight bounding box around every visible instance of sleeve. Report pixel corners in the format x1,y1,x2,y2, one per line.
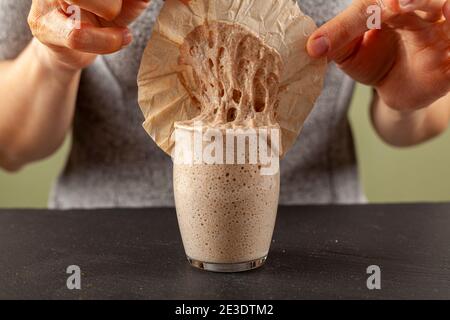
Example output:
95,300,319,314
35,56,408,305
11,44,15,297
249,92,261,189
0,0,33,60
298,0,353,27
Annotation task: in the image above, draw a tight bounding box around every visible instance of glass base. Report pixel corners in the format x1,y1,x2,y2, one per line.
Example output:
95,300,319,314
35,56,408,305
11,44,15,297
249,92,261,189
187,256,267,273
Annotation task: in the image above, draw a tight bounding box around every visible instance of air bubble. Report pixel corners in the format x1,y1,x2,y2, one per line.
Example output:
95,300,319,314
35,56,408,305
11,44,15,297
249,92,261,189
191,96,201,110
232,89,242,104
208,30,215,48
227,108,237,122
253,79,266,112
218,82,225,97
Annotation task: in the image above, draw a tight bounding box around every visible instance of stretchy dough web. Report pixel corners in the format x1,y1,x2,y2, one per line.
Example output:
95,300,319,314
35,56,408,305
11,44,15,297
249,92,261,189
178,21,282,128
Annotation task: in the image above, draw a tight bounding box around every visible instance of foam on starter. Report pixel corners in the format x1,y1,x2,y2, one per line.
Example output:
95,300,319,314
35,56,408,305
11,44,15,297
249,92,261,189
174,163,279,263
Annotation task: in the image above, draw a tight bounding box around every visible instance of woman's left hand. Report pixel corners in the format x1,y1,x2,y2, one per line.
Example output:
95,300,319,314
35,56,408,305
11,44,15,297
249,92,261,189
307,0,450,111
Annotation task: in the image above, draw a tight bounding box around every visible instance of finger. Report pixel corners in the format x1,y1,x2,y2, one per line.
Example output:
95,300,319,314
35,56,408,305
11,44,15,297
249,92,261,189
64,0,123,21
398,0,445,13
444,0,450,21
398,0,446,21
336,28,399,85
307,0,398,58
444,1,450,37
66,26,132,54
31,8,132,54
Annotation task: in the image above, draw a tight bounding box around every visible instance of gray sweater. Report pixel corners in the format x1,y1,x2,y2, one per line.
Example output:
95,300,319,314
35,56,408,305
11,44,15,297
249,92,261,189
0,0,365,208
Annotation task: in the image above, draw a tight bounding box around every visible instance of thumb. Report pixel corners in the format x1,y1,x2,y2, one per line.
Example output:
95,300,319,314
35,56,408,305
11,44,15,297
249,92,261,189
306,0,398,59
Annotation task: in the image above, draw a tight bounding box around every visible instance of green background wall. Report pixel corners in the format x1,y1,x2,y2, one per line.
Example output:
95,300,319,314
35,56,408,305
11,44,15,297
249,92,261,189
1,84,449,208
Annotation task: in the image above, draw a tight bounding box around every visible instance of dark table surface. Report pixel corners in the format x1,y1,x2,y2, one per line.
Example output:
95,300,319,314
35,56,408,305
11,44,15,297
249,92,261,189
0,204,449,300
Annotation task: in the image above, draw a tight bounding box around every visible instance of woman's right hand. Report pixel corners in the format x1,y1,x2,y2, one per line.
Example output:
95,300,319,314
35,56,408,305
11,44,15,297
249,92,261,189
28,0,154,71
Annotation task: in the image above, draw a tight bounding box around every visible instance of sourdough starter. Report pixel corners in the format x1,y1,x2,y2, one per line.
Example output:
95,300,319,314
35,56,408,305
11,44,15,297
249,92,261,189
174,163,279,263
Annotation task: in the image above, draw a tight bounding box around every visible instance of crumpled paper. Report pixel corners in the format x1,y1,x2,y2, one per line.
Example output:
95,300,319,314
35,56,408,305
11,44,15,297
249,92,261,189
138,0,327,156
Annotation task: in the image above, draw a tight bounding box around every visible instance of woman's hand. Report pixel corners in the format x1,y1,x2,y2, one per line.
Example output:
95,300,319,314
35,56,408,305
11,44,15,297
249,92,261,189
1,0,192,171
307,0,449,112
28,0,153,71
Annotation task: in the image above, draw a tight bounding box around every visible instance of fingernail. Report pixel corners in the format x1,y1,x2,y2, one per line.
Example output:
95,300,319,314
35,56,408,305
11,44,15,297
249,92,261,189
122,29,133,47
310,36,330,57
399,0,415,10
